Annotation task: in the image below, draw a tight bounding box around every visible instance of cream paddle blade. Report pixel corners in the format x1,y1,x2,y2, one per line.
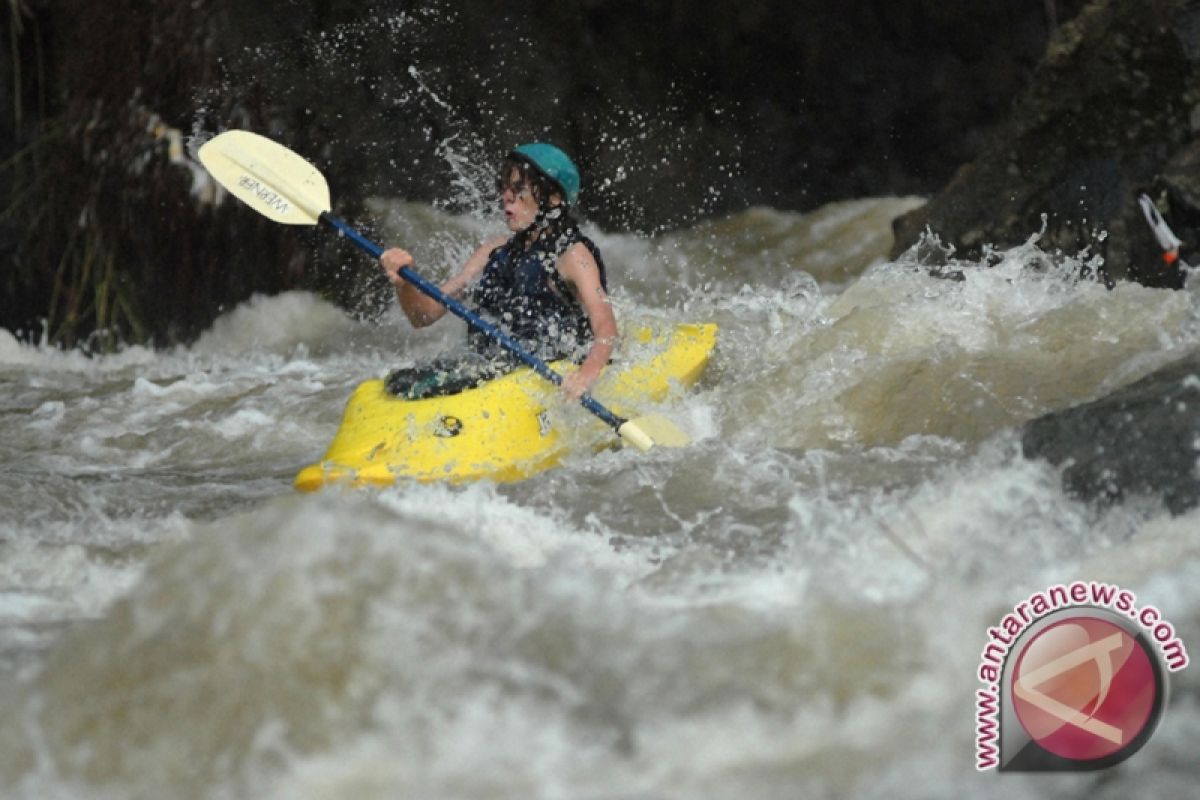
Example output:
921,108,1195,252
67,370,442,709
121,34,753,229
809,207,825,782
616,414,692,451
197,130,331,225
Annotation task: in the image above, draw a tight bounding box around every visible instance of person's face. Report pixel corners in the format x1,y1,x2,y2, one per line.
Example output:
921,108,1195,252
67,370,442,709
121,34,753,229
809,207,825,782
497,168,556,231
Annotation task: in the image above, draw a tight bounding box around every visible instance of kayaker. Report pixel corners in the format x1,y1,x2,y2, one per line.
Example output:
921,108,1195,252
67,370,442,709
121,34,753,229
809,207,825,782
380,143,617,401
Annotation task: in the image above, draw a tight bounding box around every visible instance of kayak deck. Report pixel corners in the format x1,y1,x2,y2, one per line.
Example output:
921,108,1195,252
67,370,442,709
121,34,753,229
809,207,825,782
294,322,717,490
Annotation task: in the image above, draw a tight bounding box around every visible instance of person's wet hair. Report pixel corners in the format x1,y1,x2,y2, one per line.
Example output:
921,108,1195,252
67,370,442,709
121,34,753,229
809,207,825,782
497,156,562,210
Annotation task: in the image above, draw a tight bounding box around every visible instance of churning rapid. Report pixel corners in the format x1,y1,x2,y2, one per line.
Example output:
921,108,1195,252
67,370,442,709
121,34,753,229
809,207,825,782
2,196,1200,800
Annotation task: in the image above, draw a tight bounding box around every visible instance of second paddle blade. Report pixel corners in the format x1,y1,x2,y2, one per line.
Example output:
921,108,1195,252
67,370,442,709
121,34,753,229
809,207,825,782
617,414,691,451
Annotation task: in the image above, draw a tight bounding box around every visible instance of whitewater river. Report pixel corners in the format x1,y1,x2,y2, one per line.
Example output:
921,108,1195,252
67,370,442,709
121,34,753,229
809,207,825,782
2,198,1199,799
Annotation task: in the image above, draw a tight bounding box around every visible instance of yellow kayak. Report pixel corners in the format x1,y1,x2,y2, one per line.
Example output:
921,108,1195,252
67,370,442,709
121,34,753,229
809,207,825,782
294,322,717,490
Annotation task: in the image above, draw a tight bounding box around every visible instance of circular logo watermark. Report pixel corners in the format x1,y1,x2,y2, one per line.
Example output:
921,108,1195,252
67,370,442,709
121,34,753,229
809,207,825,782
1009,612,1163,766
981,602,1172,772
976,582,1188,771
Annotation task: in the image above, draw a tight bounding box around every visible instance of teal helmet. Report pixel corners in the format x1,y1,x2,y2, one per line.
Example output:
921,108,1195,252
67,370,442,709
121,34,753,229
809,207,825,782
511,142,581,206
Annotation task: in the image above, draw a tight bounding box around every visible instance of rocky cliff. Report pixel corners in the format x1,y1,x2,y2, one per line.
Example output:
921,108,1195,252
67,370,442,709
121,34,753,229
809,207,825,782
892,0,1200,287
1,0,1077,345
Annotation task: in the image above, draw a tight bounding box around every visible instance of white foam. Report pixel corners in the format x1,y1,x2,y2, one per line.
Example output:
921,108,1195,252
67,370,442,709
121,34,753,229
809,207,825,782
5,199,1200,800
191,291,355,355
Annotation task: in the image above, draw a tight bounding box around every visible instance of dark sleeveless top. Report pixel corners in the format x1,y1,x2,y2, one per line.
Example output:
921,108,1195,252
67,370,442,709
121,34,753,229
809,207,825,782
467,227,607,362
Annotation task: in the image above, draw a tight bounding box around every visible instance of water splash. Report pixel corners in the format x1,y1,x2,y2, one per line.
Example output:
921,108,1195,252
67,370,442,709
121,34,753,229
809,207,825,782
4,200,1200,799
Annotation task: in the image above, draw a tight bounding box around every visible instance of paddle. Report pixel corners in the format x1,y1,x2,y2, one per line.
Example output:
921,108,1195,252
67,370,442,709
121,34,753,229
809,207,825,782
197,129,689,450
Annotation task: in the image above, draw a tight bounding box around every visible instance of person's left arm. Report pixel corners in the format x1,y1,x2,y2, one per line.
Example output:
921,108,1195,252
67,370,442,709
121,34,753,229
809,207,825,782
557,243,617,400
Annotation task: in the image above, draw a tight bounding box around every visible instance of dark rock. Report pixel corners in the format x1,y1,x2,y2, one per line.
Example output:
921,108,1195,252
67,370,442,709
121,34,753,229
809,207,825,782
892,0,1200,287
1022,352,1200,514
0,0,311,348
1,0,1085,346
201,0,1079,232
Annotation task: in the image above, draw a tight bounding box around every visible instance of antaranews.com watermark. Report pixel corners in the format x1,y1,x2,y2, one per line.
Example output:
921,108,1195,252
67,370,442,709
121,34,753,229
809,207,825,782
976,580,1188,772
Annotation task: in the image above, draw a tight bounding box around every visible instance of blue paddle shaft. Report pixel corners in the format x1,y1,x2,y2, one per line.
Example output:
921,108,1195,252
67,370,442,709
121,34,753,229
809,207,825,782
319,212,626,431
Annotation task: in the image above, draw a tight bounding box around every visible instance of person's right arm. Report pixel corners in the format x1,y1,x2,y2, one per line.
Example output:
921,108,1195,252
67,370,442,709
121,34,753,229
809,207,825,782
381,236,506,328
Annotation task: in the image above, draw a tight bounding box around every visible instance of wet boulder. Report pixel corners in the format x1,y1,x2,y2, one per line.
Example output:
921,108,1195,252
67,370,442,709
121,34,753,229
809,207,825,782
1022,351,1200,514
